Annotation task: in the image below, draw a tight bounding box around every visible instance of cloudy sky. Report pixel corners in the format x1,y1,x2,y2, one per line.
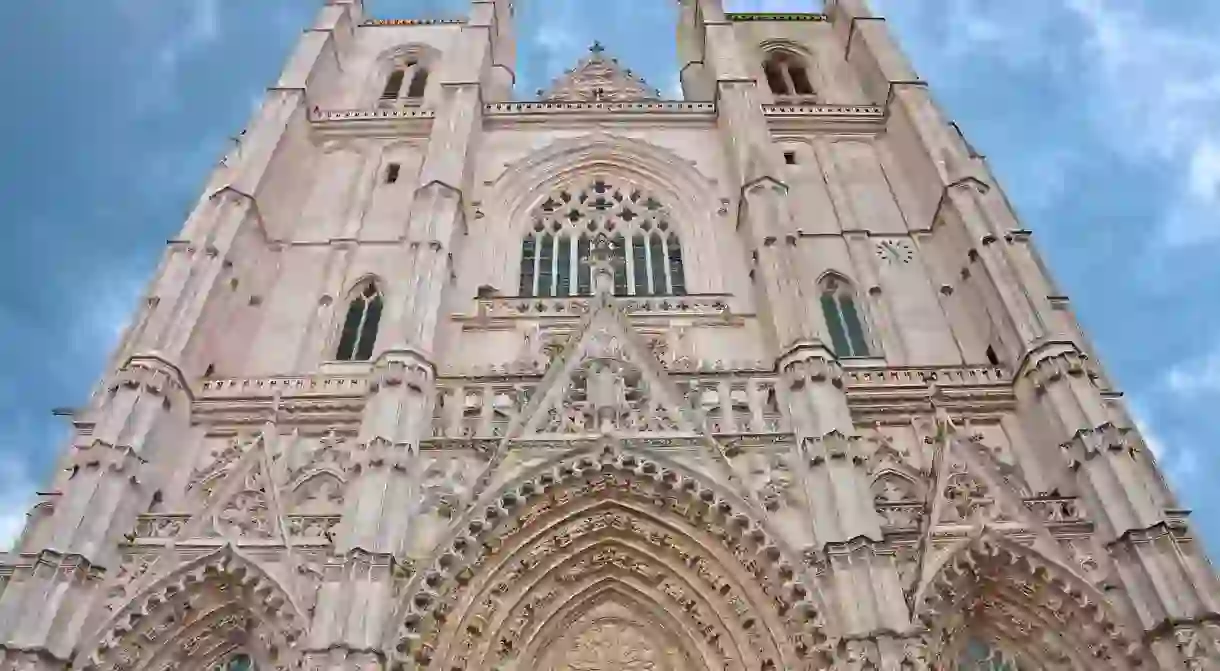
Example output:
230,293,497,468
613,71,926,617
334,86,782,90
1,0,1217,557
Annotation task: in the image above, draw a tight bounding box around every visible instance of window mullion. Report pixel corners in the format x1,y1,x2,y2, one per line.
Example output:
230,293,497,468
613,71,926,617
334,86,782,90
532,233,542,296
568,233,578,296
352,298,370,358
550,233,560,296
400,63,414,100
645,235,657,294
660,234,672,294
782,63,795,97
624,234,636,295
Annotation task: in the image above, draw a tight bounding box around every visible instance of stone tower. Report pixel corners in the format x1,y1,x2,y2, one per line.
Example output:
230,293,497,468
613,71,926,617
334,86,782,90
2,0,1217,669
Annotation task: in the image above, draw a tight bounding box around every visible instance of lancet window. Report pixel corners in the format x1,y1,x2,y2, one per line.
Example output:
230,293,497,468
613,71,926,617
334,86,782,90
335,280,383,362
762,51,815,99
819,274,871,357
381,59,429,102
518,178,687,297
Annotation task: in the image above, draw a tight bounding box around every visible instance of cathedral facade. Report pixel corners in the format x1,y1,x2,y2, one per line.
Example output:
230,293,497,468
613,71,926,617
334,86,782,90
2,0,1218,669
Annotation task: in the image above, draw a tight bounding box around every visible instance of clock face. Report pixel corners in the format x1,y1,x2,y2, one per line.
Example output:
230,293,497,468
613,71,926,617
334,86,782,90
875,239,915,265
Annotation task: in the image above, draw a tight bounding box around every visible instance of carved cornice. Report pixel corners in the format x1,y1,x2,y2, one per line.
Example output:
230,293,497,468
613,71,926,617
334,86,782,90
726,12,828,22
762,103,887,133
485,101,718,127
361,18,465,26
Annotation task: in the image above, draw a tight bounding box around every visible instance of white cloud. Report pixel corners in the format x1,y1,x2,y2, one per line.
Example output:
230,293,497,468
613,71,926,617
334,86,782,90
0,458,37,553
157,0,220,72
1165,342,1220,396
1064,0,1220,247
121,0,225,116
1127,399,1201,488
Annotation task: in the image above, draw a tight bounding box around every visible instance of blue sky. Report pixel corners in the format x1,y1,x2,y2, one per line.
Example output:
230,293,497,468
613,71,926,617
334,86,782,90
1,0,1218,558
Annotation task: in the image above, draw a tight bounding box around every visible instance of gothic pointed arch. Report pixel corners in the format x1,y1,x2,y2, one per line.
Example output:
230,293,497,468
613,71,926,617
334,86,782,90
368,43,440,106
759,42,818,101
913,532,1145,670
817,272,872,358
385,442,832,670
81,545,307,671
483,132,733,295
517,177,687,298
333,277,384,362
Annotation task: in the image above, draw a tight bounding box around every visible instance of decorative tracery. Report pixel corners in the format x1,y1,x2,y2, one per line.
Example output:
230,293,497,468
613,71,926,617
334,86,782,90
519,178,687,297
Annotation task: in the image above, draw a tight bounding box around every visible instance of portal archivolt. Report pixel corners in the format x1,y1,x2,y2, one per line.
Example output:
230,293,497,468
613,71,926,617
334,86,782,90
390,445,829,670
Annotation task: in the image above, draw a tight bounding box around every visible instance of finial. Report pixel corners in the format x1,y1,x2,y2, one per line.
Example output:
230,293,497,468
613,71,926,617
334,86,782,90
589,41,605,54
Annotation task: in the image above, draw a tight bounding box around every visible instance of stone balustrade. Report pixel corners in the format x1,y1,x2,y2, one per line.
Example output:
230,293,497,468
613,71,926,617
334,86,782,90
466,293,732,320
191,365,1016,430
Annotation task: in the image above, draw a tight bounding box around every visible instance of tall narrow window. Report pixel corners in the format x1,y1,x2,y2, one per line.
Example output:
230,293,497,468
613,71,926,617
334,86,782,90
762,51,816,100
763,60,787,96
612,233,628,295
648,232,666,295
336,281,383,362
576,234,592,295
516,178,687,298
406,67,429,98
667,233,686,295
819,275,870,357
381,70,405,100
538,232,555,297
632,233,649,294
385,162,401,184
519,236,536,295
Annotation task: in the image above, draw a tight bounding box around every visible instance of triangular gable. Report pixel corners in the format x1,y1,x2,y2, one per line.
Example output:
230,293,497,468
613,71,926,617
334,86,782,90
177,422,290,544
907,402,1067,614
509,292,700,439
541,42,661,102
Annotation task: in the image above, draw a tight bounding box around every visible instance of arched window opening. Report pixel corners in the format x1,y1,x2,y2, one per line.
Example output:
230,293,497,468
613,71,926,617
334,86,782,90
406,67,429,98
762,51,816,99
212,653,256,671
819,275,870,357
517,178,688,297
380,57,429,103
336,281,383,362
381,69,405,100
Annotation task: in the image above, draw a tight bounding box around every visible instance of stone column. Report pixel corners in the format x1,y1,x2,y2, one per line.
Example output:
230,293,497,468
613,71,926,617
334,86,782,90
691,0,913,653
303,3,505,668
